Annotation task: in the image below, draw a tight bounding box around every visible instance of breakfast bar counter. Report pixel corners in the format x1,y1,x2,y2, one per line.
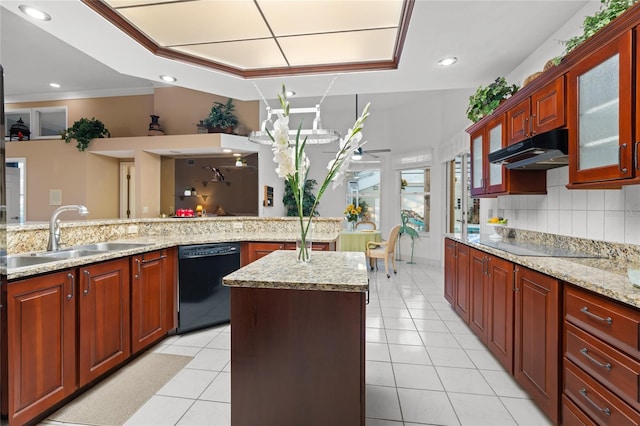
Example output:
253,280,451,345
223,250,368,426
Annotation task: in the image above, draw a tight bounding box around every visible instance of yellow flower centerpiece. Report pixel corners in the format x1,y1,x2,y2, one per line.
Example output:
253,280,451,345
266,85,371,262
344,204,362,229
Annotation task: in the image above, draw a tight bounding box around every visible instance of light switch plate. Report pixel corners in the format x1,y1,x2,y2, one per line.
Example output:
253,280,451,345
49,189,62,206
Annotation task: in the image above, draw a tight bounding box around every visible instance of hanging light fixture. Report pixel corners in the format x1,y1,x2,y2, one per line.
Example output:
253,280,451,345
248,104,339,145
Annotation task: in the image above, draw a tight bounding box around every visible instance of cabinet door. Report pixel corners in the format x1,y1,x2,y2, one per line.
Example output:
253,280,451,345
443,239,456,305
514,266,560,424
131,250,168,354
485,114,506,194
6,271,77,426
469,249,488,342
531,76,565,135
78,258,131,386
247,242,285,264
506,98,531,145
453,243,470,323
568,31,633,184
470,128,485,196
487,256,514,374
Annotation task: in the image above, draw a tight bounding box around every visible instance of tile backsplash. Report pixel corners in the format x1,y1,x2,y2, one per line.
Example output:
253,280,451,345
482,167,640,245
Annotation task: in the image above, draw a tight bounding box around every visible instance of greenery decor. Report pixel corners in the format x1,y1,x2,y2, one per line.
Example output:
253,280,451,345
61,117,110,152
283,179,318,217
554,0,638,64
466,77,519,123
204,98,239,132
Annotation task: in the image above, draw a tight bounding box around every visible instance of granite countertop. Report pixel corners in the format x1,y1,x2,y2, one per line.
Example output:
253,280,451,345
447,234,640,309
5,231,340,280
223,250,369,292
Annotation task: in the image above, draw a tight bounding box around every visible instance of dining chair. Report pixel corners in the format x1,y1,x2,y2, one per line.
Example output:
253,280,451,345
355,220,376,230
366,224,401,278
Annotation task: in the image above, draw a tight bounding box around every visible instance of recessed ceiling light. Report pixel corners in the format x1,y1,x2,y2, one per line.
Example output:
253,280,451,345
438,57,458,67
233,153,242,157
352,148,363,161
18,5,51,21
285,90,296,97
222,148,232,153
49,82,60,88
159,75,177,83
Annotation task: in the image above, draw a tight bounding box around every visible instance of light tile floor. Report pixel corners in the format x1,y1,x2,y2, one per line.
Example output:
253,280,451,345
42,261,553,426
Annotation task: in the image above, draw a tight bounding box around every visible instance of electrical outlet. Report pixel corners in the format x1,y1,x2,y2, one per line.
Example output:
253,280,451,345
233,222,243,229
143,206,149,213
127,225,138,234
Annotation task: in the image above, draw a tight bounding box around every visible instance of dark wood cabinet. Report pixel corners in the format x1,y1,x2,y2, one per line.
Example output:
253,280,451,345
486,255,514,374
469,113,546,198
514,266,560,425
506,76,565,145
567,30,635,187
563,285,640,423
469,248,488,342
78,258,131,386
131,248,176,354
244,241,335,265
444,238,471,324
4,270,77,426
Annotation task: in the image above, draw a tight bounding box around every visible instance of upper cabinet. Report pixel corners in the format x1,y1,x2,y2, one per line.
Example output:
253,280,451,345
567,31,635,187
506,76,566,145
469,114,547,198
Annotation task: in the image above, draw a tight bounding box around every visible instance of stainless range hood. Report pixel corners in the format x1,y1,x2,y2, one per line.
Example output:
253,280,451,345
488,129,568,170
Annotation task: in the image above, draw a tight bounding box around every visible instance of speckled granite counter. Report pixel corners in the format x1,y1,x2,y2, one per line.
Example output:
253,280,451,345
447,233,640,309
223,250,368,292
5,217,343,280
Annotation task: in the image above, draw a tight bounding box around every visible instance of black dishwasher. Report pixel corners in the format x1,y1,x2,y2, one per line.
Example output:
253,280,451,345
177,243,240,334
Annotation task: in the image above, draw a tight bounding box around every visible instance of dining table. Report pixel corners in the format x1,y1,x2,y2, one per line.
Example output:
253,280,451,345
339,229,382,253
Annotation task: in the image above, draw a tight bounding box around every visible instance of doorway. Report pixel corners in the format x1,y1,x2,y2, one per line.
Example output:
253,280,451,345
346,161,381,229
119,162,135,218
5,157,26,223
448,153,479,239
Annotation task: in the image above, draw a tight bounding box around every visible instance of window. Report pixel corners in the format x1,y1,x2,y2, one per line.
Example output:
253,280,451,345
400,168,430,232
5,107,67,140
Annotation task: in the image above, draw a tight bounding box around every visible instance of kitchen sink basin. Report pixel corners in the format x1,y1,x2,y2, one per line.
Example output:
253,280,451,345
37,249,109,259
74,242,152,252
6,255,57,268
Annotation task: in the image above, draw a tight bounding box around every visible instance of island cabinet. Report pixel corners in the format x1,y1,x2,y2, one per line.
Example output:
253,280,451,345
468,114,546,198
4,269,77,426
131,248,176,354
78,258,131,386
513,266,561,425
567,30,638,188
506,76,565,145
563,285,640,425
224,251,368,426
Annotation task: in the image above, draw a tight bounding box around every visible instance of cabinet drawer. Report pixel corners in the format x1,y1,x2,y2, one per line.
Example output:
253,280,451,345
562,394,597,426
565,322,640,411
565,286,640,357
564,360,640,426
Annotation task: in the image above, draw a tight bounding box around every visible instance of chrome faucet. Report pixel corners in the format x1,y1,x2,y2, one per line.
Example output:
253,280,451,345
48,205,89,251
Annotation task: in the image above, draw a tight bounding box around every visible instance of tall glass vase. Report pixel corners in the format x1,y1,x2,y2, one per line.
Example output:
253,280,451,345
296,218,312,263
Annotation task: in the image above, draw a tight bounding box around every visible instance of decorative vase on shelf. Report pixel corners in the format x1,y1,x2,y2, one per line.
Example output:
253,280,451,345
148,114,164,136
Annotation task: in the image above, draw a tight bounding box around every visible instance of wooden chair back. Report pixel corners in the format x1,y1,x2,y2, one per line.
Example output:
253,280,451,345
355,220,376,230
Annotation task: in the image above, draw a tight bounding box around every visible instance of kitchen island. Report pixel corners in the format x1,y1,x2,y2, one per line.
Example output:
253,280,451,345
223,250,368,426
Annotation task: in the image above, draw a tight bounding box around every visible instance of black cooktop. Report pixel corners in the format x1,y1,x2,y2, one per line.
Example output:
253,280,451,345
477,239,606,258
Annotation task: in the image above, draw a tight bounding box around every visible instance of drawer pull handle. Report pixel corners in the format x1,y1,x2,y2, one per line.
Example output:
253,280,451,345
580,307,612,325
580,348,612,370
579,388,611,416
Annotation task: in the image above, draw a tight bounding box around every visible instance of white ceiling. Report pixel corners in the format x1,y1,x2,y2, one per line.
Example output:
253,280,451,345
1,0,592,104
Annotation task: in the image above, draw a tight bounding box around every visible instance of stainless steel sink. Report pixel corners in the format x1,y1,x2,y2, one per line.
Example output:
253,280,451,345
74,242,151,251
6,256,58,268
37,249,109,259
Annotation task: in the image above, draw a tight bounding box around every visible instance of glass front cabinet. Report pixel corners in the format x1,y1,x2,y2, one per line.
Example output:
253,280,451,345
470,115,506,197
567,31,634,186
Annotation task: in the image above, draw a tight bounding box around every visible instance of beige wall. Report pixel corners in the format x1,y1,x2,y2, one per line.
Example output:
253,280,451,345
6,88,260,221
